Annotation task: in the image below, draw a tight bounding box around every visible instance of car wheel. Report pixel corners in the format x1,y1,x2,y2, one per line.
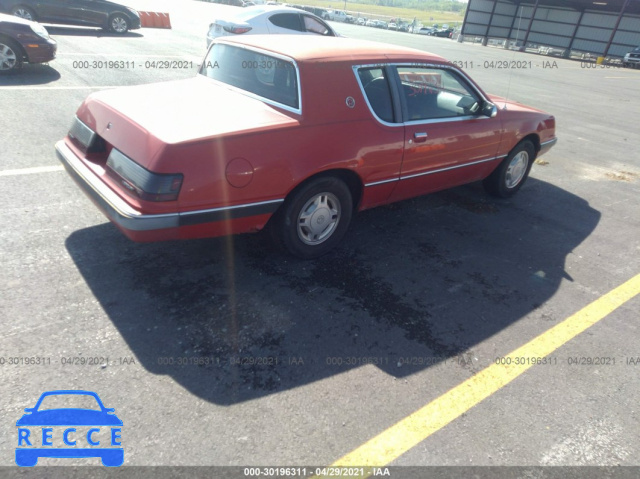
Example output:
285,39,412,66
483,140,535,198
275,177,353,259
0,38,23,74
109,14,129,33
11,6,36,21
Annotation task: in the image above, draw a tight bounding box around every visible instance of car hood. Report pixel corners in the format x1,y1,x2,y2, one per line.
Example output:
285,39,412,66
16,409,123,426
83,76,299,145
487,94,547,114
0,12,35,27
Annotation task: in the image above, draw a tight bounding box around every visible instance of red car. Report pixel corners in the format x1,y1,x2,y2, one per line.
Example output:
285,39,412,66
56,36,556,258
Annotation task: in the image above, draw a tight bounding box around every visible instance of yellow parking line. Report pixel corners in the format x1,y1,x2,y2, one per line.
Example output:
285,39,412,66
332,272,640,471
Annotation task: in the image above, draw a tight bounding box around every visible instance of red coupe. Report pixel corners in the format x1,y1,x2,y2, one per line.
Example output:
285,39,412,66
56,36,557,258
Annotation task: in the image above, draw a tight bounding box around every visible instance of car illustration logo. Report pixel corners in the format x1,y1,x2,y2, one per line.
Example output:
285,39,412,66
16,390,123,467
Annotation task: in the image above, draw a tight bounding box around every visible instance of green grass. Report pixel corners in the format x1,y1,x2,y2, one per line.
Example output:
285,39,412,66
289,0,464,25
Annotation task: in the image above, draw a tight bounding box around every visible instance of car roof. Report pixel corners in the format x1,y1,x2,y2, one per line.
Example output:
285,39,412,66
218,35,447,64
229,5,319,20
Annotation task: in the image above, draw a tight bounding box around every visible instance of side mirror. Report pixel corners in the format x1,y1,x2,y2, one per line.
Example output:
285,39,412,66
483,102,498,118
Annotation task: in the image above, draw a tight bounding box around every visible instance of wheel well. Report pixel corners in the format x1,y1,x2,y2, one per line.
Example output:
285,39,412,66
521,134,540,156
0,34,26,61
286,170,364,212
109,11,130,20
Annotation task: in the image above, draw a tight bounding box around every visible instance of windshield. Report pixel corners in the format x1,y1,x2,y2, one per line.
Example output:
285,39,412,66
37,394,102,411
199,43,299,110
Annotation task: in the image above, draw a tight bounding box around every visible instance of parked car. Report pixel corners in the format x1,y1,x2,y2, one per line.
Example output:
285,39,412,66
321,9,348,22
416,27,434,35
433,27,453,37
210,0,246,6
537,45,565,56
56,35,557,259
0,12,56,73
356,17,366,26
206,6,335,46
623,45,640,68
387,22,397,30
0,0,140,33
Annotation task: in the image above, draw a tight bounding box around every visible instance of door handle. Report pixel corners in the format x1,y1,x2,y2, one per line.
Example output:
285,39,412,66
413,132,428,143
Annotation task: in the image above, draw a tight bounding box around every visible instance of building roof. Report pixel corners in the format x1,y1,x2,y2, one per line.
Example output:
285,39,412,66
499,0,640,15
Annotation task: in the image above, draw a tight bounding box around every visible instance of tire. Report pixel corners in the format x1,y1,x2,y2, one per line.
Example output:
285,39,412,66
274,177,353,259
0,38,23,74
483,140,535,198
11,5,36,21
109,14,129,33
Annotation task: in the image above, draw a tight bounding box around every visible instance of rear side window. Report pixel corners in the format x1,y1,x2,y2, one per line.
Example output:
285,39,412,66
303,15,332,35
269,13,303,31
200,44,299,110
357,67,395,123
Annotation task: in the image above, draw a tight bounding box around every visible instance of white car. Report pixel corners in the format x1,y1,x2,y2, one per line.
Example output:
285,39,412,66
623,46,640,68
321,10,348,22
206,6,336,47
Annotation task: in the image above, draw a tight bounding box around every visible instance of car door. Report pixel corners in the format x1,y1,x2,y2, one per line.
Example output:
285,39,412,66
390,64,503,202
27,0,75,23
62,0,107,27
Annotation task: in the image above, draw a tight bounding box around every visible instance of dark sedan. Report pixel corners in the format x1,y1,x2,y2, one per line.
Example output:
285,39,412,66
0,12,56,73
0,0,140,33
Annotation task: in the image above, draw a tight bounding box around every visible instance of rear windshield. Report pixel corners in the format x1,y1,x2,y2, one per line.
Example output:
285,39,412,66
199,43,299,110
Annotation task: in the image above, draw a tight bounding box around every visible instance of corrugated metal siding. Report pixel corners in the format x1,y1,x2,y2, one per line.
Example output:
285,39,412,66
571,39,607,54
494,1,517,16
619,15,640,31
613,30,640,47
581,12,617,28
529,33,571,47
464,0,639,58
488,26,511,37
610,44,635,57
464,24,490,35
531,20,572,35
491,14,514,28
467,11,492,24
472,0,496,13
576,25,614,42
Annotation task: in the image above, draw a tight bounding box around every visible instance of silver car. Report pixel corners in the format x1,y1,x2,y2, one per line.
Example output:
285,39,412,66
623,46,640,68
206,6,336,47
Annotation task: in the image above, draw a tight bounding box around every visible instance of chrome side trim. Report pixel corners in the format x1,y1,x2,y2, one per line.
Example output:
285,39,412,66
364,177,400,187
400,155,504,181
56,140,283,232
541,137,558,147
364,155,505,187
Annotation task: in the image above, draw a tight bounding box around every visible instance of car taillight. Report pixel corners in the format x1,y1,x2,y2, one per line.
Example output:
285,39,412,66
223,25,252,34
68,117,106,153
106,148,183,202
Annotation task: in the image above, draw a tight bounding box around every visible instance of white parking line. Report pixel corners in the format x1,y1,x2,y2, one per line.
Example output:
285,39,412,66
0,166,64,177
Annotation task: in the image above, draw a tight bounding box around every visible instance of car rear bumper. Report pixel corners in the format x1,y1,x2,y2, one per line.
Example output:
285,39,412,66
56,140,282,241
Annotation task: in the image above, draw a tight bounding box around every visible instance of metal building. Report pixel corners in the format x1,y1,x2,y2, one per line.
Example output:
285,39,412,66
461,0,640,59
